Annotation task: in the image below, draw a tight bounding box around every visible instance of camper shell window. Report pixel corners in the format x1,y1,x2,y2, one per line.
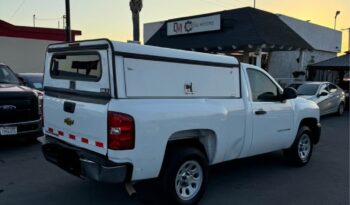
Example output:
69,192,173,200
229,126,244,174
50,52,102,82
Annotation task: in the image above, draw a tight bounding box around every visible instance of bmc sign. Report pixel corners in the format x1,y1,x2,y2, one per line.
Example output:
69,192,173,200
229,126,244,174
167,14,221,36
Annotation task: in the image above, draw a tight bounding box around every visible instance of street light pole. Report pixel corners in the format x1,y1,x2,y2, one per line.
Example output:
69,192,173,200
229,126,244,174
334,10,340,30
65,0,71,42
254,0,256,8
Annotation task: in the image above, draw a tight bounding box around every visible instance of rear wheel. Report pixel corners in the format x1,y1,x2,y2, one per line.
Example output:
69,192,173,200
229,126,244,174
161,146,208,205
284,126,313,166
337,102,345,116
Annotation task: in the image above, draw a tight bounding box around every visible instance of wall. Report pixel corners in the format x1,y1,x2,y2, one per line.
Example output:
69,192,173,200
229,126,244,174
278,15,342,53
144,21,165,43
268,50,336,86
0,37,58,73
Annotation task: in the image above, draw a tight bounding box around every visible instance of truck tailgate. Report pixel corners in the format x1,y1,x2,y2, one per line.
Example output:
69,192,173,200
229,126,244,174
44,94,109,155
43,40,113,155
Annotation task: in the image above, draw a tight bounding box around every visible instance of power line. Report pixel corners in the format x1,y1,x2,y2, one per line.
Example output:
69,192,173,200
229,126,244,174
8,0,26,21
35,17,62,21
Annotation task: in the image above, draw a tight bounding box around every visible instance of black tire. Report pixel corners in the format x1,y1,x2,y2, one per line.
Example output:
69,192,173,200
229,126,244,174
160,146,208,205
284,126,313,166
337,102,345,116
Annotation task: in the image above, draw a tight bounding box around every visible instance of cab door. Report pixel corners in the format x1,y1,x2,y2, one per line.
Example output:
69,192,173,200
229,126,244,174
246,67,294,156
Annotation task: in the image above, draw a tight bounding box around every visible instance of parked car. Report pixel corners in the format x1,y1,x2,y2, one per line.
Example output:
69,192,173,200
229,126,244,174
287,82,305,90
296,82,346,116
41,39,320,205
17,73,44,91
0,63,42,141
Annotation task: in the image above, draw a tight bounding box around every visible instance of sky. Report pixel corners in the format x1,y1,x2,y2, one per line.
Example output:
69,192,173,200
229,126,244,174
0,0,349,53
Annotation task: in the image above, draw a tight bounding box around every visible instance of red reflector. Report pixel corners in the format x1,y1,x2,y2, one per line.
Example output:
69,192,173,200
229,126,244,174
81,137,89,144
69,134,76,140
48,128,53,133
108,112,135,150
58,131,64,136
95,141,104,148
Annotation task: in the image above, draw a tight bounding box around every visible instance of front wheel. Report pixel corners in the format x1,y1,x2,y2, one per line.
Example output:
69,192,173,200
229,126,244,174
284,126,314,166
337,102,345,116
161,146,208,205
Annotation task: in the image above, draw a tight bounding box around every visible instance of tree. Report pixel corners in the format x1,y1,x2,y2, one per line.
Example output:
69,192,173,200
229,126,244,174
129,0,143,42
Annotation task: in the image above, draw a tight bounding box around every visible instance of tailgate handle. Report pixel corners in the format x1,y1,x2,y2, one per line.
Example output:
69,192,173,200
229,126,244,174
64,101,76,113
255,109,267,115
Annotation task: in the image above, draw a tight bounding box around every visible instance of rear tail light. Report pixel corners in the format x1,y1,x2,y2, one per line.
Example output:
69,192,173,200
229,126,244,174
108,112,135,150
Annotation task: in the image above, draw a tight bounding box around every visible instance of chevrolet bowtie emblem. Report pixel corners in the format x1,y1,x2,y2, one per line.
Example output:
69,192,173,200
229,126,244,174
64,118,74,126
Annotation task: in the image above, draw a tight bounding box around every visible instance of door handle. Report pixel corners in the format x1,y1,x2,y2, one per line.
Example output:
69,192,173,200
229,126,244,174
255,109,267,115
64,101,76,113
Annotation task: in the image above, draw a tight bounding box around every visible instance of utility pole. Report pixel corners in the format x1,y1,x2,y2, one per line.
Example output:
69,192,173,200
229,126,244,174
63,15,66,29
33,14,36,27
129,0,143,42
65,0,71,42
254,0,256,8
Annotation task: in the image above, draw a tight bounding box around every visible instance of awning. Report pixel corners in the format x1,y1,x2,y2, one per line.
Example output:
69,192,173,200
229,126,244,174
308,53,350,70
145,7,313,52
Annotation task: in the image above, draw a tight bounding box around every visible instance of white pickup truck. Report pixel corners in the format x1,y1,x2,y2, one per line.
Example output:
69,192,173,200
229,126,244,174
41,39,321,205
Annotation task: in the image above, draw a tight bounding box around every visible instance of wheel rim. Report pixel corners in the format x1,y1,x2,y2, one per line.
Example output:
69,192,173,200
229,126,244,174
298,134,311,161
175,160,203,201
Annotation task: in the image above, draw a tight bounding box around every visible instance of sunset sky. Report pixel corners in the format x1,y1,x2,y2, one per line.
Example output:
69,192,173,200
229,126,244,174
1,0,349,53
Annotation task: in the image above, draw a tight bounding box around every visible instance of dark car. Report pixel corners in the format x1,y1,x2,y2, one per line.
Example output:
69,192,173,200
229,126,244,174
0,63,42,141
17,73,44,91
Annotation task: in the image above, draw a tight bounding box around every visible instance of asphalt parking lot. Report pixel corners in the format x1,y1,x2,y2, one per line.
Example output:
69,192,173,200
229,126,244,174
0,112,349,205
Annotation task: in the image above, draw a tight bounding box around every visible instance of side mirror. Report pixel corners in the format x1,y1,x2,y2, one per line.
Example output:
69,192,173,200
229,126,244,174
317,92,328,97
17,77,26,86
281,87,297,101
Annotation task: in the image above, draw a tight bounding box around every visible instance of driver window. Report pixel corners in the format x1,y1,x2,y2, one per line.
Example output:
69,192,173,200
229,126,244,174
319,84,328,94
247,68,279,102
328,84,337,93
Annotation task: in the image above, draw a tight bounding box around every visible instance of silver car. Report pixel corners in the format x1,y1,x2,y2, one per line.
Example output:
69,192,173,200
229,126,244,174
296,82,346,116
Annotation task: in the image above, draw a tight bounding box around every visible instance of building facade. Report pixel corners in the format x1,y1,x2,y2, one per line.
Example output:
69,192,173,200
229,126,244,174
0,20,81,73
144,7,342,86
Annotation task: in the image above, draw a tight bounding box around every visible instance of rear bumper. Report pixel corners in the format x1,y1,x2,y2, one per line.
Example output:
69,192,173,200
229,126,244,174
41,135,131,183
0,118,43,138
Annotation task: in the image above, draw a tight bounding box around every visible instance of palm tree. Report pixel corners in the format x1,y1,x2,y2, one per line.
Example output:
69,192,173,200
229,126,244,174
129,0,143,42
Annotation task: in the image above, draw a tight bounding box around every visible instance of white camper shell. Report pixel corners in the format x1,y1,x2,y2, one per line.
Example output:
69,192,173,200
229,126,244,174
44,39,241,99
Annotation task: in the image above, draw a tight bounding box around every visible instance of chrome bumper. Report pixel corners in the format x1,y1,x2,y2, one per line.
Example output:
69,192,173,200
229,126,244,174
0,118,42,136
41,135,131,183
80,158,128,183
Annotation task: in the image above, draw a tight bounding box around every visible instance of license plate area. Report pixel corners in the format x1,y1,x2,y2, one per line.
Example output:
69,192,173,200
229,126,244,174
0,127,17,135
